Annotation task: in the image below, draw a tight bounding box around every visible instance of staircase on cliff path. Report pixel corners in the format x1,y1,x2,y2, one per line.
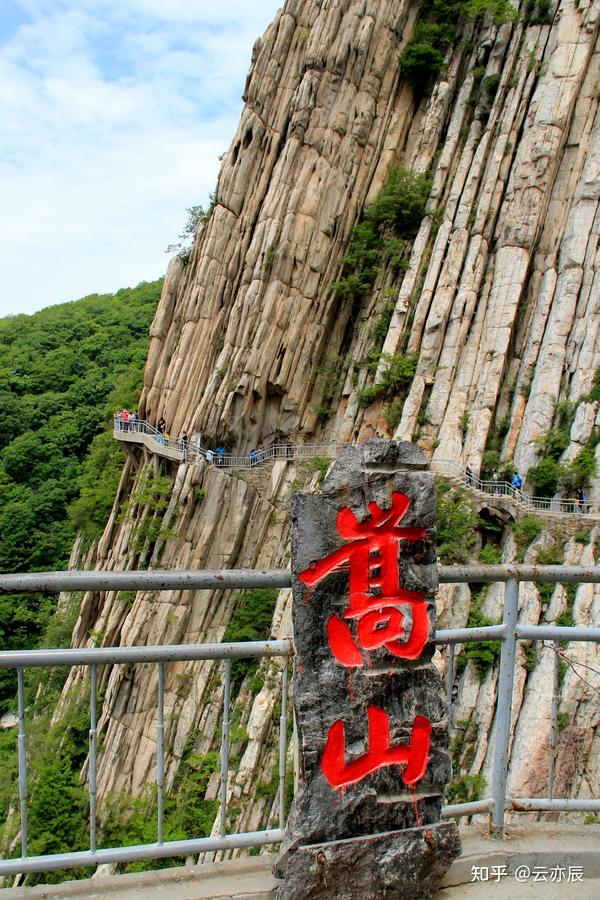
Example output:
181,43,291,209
113,416,598,520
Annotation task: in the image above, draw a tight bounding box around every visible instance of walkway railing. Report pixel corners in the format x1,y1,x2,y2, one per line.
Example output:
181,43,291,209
0,565,599,877
434,458,596,516
113,415,338,468
113,418,594,517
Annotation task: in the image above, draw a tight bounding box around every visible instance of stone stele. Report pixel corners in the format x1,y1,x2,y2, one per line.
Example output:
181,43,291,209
275,438,461,898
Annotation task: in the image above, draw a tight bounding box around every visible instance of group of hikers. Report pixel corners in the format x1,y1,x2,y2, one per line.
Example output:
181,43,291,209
116,413,589,510
464,464,587,512
114,409,137,431
114,412,292,467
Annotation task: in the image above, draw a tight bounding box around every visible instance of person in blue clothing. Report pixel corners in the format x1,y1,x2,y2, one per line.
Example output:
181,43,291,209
216,446,225,466
512,472,522,496
250,449,258,467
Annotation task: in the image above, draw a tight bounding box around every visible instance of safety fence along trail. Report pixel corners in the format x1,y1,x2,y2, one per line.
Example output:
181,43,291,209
0,565,599,877
113,416,597,517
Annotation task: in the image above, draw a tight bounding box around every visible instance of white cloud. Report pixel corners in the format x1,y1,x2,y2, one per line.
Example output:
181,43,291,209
0,0,281,315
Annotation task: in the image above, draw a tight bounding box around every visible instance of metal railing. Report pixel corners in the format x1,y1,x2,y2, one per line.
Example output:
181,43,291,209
434,458,595,516
113,418,593,516
113,416,338,469
2,565,598,877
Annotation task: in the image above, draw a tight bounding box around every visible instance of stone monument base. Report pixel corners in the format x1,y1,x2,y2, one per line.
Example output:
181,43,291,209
275,822,461,899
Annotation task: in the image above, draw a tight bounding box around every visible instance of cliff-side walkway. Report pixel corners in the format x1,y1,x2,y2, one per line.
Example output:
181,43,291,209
113,417,599,519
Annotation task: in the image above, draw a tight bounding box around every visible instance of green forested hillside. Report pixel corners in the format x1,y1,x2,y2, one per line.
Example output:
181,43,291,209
0,280,162,713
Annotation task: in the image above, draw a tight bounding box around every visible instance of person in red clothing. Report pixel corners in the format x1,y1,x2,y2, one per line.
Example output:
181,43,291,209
121,409,130,432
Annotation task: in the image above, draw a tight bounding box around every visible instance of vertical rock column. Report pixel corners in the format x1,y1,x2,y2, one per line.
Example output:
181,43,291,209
275,439,460,899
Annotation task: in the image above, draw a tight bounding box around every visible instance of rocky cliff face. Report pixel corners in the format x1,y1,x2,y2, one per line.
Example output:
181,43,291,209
59,0,600,849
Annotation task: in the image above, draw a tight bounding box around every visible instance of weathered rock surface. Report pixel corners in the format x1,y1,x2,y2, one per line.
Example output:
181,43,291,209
276,824,462,900
276,440,459,893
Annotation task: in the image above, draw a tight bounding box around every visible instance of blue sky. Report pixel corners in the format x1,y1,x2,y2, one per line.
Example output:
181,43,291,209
0,0,281,315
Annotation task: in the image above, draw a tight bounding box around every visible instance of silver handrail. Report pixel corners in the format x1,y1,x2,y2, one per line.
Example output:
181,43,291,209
1,564,599,875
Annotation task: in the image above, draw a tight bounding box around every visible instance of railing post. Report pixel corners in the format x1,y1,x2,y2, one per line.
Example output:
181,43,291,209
220,659,232,837
278,660,288,830
491,577,519,838
156,661,165,845
548,641,560,799
445,644,455,729
89,664,97,853
17,667,28,858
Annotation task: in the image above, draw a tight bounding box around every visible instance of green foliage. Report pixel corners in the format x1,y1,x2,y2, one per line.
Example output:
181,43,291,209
574,529,591,545
512,515,543,561
479,544,502,564
588,368,600,402
367,167,433,240
459,410,470,436
332,166,431,302
399,0,516,92
166,202,214,261
446,772,486,805
535,542,562,566
101,751,219,872
529,424,597,496
562,446,597,493
69,431,125,540
370,302,395,347
435,477,479,563
119,469,175,556
222,589,279,690
356,352,418,409
0,693,91,884
521,642,538,672
399,23,454,88
459,591,500,678
535,427,569,460
308,456,332,482
0,280,160,713
525,0,552,24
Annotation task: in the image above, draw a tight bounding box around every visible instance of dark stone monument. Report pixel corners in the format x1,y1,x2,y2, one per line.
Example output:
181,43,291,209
275,439,461,898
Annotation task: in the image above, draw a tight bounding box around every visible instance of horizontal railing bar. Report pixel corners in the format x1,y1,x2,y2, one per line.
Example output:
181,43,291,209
0,828,284,876
441,798,494,817
0,640,291,669
510,798,600,812
435,625,507,644
0,568,293,594
438,565,600,583
517,624,600,642
3,565,600,595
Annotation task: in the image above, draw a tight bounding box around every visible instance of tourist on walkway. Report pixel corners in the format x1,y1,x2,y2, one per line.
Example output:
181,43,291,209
216,446,225,465
512,472,522,496
465,464,473,487
129,411,137,432
492,468,499,494
206,448,214,464
181,433,188,455
250,449,258,467
576,487,586,514
158,418,166,435
121,409,130,432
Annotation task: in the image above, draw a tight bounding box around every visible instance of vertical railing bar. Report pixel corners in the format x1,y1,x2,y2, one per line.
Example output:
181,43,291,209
220,659,232,838
17,667,28,858
279,659,289,830
445,644,455,720
491,577,519,838
548,641,560,800
89,664,98,853
157,661,165,845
